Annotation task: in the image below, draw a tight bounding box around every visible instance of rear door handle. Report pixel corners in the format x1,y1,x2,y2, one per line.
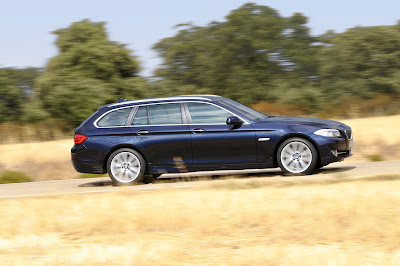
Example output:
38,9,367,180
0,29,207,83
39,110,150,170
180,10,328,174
192,128,205,134
137,130,150,135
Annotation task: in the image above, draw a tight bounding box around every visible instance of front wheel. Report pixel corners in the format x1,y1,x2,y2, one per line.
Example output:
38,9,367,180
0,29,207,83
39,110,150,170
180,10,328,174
277,137,318,175
107,148,146,186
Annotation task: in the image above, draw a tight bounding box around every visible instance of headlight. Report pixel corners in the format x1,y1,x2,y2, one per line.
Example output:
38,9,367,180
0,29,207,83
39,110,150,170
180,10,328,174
314,129,341,138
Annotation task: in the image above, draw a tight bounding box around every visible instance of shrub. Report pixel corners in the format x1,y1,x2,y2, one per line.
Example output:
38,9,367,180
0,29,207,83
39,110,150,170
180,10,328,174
0,170,33,184
366,154,384,162
79,173,106,178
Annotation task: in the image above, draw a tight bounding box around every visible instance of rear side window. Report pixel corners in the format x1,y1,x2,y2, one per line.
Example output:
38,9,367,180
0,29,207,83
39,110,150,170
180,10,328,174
148,103,183,125
97,107,132,127
131,103,183,125
187,102,232,124
132,106,148,125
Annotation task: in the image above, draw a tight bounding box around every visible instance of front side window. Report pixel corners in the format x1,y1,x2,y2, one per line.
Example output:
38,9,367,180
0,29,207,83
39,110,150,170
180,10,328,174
187,102,232,124
219,99,267,120
97,107,132,127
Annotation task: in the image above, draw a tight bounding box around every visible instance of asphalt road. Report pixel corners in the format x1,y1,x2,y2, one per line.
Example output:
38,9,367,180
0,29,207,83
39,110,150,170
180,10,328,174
0,161,399,199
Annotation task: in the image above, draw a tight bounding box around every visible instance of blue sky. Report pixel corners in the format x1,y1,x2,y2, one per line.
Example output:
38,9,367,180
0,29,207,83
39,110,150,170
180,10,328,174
1,0,400,76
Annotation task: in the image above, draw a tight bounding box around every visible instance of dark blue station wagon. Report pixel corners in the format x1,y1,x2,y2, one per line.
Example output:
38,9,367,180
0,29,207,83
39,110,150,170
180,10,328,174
71,95,353,185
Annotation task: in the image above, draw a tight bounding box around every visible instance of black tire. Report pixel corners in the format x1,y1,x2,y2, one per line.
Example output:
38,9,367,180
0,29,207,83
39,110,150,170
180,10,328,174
277,137,318,175
107,148,146,186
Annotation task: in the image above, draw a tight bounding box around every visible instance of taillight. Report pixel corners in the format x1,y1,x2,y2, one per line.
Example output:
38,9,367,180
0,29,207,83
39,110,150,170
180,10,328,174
74,134,88,144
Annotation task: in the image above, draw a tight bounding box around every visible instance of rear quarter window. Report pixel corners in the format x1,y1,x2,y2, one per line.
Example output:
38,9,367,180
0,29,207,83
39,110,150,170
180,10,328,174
97,107,133,127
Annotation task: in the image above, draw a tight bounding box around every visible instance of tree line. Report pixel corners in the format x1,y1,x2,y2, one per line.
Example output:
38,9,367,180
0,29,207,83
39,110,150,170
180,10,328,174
1,3,399,131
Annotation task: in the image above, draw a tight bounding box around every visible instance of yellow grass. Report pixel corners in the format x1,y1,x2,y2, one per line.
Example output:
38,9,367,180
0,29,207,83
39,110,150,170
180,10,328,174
2,139,74,163
0,139,78,180
339,114,400,162
340,115,400,146
0,115,399,180
1,176,400,265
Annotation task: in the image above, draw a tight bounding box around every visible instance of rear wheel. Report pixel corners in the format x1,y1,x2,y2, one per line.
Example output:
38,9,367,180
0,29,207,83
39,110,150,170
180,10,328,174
107,148,146,186
277,137,318,175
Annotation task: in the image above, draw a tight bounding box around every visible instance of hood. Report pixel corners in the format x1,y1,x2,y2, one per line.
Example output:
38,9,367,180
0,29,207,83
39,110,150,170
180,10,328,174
254,116,346,129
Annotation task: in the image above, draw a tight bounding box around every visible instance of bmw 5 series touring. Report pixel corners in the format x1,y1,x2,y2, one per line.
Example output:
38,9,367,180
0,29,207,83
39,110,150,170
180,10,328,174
71,95,353,185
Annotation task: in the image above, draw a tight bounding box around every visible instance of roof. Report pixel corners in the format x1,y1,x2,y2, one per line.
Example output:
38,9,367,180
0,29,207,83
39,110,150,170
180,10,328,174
102,95,223,109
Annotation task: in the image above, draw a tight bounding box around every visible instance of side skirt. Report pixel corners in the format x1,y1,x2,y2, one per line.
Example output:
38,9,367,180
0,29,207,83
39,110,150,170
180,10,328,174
151,160,274,174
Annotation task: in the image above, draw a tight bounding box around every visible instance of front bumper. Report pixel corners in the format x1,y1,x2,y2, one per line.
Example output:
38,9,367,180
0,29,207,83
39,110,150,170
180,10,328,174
317,129,353,166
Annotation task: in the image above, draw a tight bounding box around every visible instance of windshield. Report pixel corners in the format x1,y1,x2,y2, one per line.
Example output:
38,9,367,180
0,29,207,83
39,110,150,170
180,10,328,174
218,99,268,121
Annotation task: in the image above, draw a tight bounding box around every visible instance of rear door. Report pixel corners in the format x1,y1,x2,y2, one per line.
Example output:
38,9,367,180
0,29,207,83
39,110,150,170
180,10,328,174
129,103,192,170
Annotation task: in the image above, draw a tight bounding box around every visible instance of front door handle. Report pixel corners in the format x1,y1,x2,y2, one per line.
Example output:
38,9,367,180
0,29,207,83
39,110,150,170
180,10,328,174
192,128,205,134
137,130,150,135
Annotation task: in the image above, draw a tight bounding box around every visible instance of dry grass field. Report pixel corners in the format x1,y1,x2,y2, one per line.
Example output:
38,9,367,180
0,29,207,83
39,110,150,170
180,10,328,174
0,115,399,180
1,175,400,265
340,115,400,162
0,139,78,180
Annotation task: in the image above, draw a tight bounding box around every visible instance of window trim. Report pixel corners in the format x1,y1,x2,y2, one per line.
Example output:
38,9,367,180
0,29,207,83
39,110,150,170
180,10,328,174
94,101,249,128
126,106,138,126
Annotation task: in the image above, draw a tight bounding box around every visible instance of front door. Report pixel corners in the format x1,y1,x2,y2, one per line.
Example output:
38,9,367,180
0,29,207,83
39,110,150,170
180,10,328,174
185,102,257,168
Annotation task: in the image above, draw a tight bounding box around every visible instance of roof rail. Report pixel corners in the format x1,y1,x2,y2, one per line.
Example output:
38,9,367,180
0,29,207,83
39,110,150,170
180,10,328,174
107,96,215,107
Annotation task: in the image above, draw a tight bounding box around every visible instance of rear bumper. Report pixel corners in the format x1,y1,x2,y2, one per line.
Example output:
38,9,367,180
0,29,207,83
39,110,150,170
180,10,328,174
71,157,105,174
71,145,106,174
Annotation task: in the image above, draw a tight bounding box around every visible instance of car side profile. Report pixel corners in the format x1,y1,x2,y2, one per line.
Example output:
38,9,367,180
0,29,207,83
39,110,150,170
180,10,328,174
71,95,353,185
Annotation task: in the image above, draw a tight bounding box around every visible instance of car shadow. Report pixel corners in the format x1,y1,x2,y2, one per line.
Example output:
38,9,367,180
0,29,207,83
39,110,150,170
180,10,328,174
314,166,356,174
153,166,357,183
79,179,113,187
78,165,357,187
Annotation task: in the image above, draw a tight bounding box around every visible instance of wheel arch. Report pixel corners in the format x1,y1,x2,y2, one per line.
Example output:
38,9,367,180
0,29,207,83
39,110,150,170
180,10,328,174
103,144,150,174
273,133,321,167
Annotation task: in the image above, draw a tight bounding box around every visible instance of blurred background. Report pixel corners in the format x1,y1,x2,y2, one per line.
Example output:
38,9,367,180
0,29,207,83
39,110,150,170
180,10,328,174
0,2,399,182
1,2,400,264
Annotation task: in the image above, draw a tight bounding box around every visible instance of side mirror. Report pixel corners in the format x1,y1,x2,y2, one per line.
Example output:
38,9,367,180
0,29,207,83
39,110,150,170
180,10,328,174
226,116,243,126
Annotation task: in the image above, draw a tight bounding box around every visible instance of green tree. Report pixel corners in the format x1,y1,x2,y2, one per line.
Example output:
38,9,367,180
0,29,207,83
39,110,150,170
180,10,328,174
153,3,317,106
0,69,23,122
318,25,400,99
36,19,147,127
0,67,42,123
